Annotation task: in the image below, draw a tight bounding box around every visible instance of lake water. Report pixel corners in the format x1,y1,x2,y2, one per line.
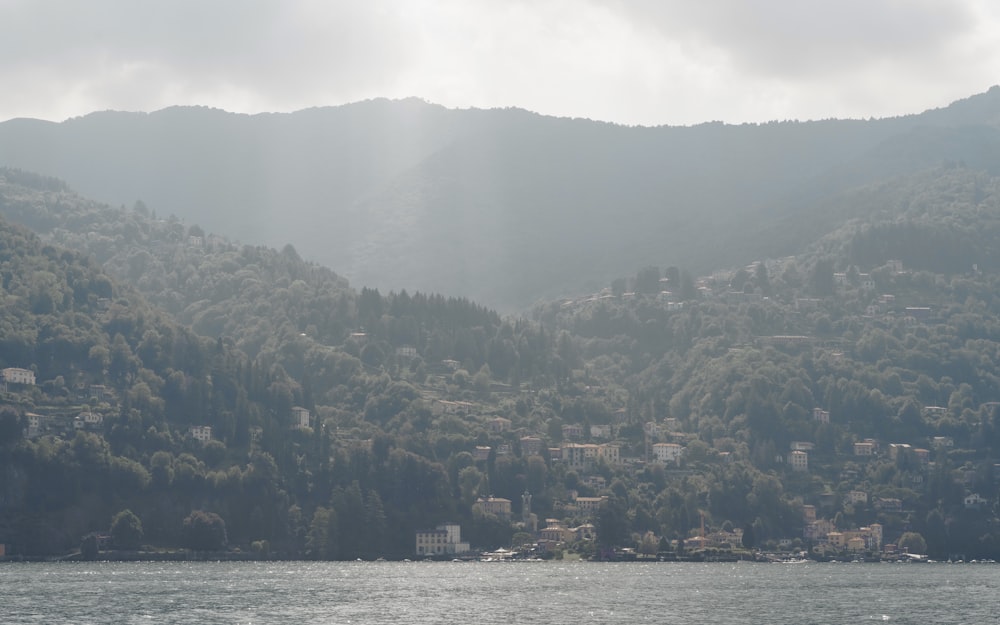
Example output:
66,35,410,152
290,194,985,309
1,560,997,624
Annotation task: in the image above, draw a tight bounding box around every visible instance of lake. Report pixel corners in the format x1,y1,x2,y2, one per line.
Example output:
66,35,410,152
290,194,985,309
1,560,996,624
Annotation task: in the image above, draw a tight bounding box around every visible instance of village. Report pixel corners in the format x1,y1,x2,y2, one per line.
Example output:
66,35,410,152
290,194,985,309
3,255,999,562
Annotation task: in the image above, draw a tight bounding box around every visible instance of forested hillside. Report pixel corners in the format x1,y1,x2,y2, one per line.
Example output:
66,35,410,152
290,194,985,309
2,89,1000,310
4,164,1000,561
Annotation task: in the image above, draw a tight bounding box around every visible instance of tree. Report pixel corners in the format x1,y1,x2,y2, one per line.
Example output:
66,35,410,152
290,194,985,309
730,268,751,292
0,406,22,447
665,266,681,288
634,266,661,295
362,491,387,559
679,270,699,300
472,364,492,396
110,509,144,550
595,495,629,548
610,278,627,298
810,258,835,296
459,466,486,506
306,507,338,559
898,531,927,555
755,262,771,296
638,531,659,555
182,510,228,551
80,533,99,561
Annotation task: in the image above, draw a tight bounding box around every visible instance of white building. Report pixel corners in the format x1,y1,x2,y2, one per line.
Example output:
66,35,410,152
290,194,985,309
854,441,875,456
189,425,212,442
965,493,988,509
2,368,35,386
846,490,868,505
80,411,103,428
395,345,417,358
652,442,684,465
788,450,809,472
560,443,620,470
415,523,470,556
26,412,43,437
292,406,310,428
590,424,612,439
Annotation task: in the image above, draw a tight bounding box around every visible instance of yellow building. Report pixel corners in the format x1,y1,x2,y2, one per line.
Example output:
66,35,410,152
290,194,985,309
475,496,512,520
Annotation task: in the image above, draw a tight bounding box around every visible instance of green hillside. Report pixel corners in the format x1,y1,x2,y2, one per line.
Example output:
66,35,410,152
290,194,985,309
4,164,1000,561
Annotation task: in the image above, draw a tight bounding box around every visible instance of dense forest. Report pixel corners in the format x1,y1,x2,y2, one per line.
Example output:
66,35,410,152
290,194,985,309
3,157,1000,562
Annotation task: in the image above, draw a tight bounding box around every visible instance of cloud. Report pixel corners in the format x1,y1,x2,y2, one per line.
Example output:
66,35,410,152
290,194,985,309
579,0,1000,122
0,0,415,117
0,0,997,125
596,0,976,78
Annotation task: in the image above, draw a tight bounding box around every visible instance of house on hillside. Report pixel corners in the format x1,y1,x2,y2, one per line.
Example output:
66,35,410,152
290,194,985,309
652,442,683,465
932,436,953,449
520,436,542,457
189,425,212,442
25,412,44,438
1,367,34,386
788,450,808,472
875,498,902,513
854,441,876,457
432,399,476,416
570,496,608,517
79,411,103,430
846,490,868,505
488,416,511,433
292,406,311,428
475,496,512,520
590,424,612,439
888,443,911,460
560,443,620,470
965,493,987,509
395,345,417,358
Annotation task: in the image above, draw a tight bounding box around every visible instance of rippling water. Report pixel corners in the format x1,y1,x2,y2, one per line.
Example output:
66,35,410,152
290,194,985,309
2,560,996,624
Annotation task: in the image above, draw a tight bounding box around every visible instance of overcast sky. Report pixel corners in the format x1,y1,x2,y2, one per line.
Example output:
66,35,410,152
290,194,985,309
2,0,998,127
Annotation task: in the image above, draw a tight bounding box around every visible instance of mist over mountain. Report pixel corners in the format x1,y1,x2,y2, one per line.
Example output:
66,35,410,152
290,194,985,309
2,88,1000,310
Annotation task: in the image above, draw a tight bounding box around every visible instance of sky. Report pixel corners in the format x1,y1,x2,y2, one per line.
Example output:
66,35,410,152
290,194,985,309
2,0,999,127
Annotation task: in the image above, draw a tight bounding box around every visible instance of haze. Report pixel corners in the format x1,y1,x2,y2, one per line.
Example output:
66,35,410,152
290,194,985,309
2,0,999,126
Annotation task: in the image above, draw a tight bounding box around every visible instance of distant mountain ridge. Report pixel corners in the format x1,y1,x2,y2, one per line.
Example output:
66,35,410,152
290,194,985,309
2,88,1000,310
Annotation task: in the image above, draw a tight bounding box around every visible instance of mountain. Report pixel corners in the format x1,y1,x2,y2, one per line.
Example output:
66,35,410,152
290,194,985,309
3,89,1000,310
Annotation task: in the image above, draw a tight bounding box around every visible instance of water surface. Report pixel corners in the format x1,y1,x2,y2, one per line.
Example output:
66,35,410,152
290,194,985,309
1,560,995,624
